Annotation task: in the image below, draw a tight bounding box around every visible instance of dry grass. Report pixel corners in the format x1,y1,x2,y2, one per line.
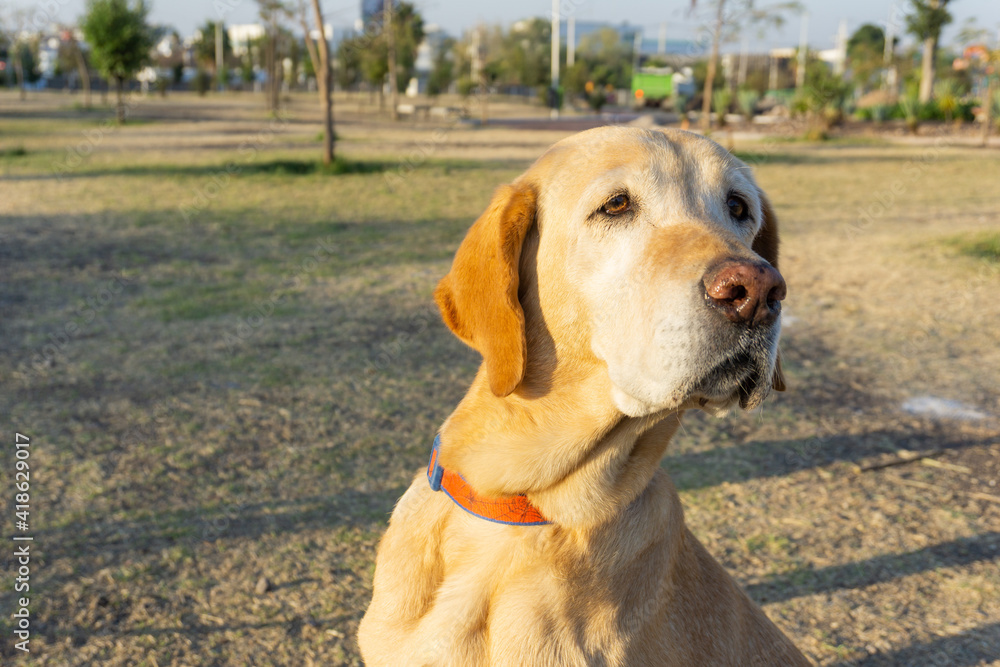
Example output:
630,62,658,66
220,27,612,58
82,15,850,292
1,90,998,666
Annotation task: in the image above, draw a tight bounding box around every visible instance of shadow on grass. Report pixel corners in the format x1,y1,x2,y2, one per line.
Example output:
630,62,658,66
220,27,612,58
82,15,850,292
730,149,967,167
747,531,1000,604
833,622,1000,667
6,155,529,181
0,146,28,158
664,431,996,492
58,157,393,179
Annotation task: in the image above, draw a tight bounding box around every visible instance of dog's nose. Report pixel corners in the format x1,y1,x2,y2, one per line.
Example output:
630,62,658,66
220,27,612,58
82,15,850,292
703,260,786,326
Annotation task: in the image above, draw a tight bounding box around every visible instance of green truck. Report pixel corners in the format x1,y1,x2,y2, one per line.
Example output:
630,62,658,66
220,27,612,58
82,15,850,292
631,68,673,106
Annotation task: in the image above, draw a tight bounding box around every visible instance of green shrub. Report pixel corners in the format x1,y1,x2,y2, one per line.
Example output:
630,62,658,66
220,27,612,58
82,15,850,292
934,79,961,122
712,89,732,115
899,93,921,133
587,91,607,111
737,89,761,117
917,98,944,122
193,69,212,96
947,232,1000,262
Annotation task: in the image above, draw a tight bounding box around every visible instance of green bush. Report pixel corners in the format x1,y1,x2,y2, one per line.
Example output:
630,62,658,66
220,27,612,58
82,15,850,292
193,69,212,96
955,100,977,122
934,79,961,122
948,232,1000,262
587,91,607,111
917,98,944,122
899,93,921,133
712,89,731,114
737,89,761,117
853,107,871,121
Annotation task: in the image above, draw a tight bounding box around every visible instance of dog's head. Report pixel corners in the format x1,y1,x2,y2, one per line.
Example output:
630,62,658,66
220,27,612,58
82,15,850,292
435,127,785,418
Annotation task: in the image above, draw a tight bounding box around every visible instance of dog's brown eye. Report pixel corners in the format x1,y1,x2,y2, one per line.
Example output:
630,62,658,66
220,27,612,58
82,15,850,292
727,195,750,222
602,194,631,216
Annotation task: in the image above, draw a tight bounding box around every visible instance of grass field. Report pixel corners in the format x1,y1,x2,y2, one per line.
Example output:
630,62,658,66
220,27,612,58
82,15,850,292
2,90,999,665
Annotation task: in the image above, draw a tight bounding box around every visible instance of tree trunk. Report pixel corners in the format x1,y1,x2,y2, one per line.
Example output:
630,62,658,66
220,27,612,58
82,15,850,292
116,76,125,123
306,0,336,164
982,74,996,148
319,72,334,165
266,28,280,114
700,2,725,132
480,69,489,127
14,53,26,101
74,42,92,108
919,35,936,103
385,0,399,121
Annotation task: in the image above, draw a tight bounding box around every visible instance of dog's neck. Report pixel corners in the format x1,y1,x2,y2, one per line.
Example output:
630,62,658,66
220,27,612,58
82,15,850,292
439,366,685,528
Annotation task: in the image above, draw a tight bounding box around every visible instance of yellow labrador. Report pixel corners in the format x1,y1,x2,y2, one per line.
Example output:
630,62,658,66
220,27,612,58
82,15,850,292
359,127,810,666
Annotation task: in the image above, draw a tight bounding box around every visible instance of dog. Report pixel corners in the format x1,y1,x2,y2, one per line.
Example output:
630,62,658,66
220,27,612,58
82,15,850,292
358,127,810,666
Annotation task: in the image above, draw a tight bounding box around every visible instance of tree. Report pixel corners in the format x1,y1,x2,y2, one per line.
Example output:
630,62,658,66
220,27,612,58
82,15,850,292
82,0,153,123
336,35,363,89
257,1,290,114
350,3,423,111
905,0,953,103
192,19,232,86
426,36,456,96
691,0,799,131
563,27,633,99
502,19,550,89
2,8,31,100
64,28,93,107
846,24,888,93
392,3,424,92
299,0,334,164
794,57,850,137
385,0,398,120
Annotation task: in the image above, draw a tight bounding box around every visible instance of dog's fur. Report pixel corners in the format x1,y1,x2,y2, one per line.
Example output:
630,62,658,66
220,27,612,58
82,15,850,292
358,127,811,666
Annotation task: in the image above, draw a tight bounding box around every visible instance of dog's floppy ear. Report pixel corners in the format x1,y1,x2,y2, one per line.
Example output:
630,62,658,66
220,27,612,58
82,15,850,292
434,183,536,397
754,190,786,392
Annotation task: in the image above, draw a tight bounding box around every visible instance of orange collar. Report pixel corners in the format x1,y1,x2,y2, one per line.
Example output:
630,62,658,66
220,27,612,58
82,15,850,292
427,435,549,526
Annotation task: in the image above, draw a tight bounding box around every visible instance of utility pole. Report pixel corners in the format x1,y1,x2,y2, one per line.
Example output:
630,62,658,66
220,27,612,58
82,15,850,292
550,0,560,118
796,10,808,90
738,34,749,89
883,1,898,98
215,21,225,91
568,16,575,67
633,30,643,73
385,0,398,120
983,38,998,147
982,73,995,147
834,18,847,77
473,25,488,125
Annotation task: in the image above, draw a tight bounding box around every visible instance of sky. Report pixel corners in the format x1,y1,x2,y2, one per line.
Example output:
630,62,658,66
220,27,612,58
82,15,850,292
17,0,1000,52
